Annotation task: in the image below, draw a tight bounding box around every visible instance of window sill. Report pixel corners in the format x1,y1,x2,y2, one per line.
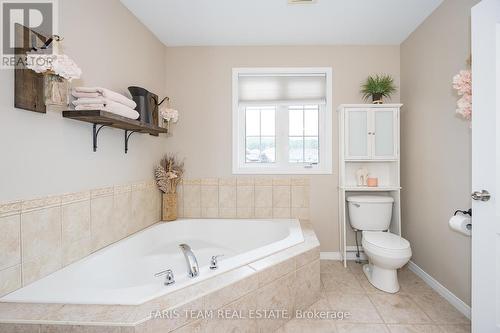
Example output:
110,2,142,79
232,167,333,175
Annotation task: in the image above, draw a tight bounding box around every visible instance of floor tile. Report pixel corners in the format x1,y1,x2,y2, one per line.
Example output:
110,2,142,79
387,324,444,332
321,273,364,294
346,261,368,276
409,293,469,325
368,293,432,324
398,270,435,296
336,323,390,333
324,292,383,323
438,325,470,333
281,318,337,333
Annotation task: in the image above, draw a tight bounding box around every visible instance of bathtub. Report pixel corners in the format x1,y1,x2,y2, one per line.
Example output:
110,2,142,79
1,218,303,306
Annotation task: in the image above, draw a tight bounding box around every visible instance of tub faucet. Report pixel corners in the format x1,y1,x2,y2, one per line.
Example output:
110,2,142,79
179,244,199,278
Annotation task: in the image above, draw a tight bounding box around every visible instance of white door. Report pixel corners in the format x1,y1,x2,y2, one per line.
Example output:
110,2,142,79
345,109,370,159
471,0,500,332
372,108,397,159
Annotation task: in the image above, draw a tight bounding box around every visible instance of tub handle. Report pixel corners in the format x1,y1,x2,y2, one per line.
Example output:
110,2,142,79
210,255,224,270
154,269,175,286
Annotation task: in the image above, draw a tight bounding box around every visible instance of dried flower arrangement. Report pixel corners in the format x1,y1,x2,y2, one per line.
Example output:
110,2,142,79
155,154,184,194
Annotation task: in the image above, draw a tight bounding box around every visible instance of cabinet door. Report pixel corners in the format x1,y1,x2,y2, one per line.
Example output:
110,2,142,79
372,109,397,159
345,109,370,159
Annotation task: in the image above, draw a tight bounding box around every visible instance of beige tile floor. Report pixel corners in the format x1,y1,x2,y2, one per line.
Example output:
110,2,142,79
276,260,470,333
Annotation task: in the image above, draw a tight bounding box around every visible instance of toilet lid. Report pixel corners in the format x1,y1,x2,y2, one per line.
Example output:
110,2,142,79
363,231,410,250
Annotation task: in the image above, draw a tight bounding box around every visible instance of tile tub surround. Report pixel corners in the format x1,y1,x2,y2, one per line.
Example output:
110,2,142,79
0,181,161,298
0,221,320,333
179,177,310,220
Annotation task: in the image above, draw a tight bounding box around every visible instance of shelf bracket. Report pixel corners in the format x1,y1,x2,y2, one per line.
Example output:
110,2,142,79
93,124,108,152
124,130,139,154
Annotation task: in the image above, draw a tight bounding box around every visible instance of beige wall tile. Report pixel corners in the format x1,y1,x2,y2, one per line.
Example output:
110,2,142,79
202,292,258,333
23,251,62,285
291,185,309,208
219,185,236,208
291,177,310,186
292,207,310,220
273,186,291,208
176,185,184,218
61,199,92,266
201,185,218,208
255,207,273,218
219,207,236,218
237,185,254,208
295,260,321,311
203,273,259,310
130,189,148,233
21,206,62,262
237,176,254,186
219,177,236,186
62,237,91,266
90,195,114,251
184,185,201,208
184,185,201,217
0,265,21,297
255,186,272,208
237,207,254,218
254,177,273,186
273,207,291,218
256,272,296,332
201,207,218,218
201,178,218,186
112,191,132,241
62,201,90,245
0,214,21,270
273,177,291,186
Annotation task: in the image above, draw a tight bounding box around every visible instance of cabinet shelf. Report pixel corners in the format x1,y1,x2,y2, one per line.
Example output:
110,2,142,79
62,110,168,153
340,186,401,191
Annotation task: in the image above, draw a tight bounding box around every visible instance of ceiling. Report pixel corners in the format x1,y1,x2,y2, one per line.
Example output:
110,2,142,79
120,0,443,46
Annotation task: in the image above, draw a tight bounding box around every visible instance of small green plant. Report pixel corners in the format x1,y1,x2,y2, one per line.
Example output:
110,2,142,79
361,74,397,103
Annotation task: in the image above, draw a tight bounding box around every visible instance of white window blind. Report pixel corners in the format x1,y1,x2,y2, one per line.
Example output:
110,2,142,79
238,73,327,105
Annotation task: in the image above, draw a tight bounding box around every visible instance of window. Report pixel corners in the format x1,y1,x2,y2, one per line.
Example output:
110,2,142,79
233,68,332,174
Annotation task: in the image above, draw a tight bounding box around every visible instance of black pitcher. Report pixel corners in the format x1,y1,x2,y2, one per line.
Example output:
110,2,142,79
128,86,158,124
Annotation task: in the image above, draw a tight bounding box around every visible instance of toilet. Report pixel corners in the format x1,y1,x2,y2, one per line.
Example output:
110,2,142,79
347,195,412,293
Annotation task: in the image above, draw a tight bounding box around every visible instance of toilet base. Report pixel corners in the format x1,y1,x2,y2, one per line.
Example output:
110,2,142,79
363,263,400,293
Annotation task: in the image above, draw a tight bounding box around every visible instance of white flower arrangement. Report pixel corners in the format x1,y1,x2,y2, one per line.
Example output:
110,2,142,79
159,107,179,123
26,53,82,81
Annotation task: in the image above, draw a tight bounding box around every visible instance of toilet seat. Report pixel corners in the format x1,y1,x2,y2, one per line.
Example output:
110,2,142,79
362,231,411,257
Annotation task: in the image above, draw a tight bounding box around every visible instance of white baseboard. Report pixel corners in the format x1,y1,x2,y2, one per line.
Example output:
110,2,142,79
407,261,471,319
320,251,367,261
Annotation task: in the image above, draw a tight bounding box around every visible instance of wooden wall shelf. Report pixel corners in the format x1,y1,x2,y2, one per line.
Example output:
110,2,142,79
62,110,168,153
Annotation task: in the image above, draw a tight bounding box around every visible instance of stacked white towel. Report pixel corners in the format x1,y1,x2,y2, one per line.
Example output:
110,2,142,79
71,87,139,120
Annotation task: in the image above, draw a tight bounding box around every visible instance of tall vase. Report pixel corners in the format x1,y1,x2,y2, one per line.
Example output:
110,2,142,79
162,192,178,221
44,74,68,106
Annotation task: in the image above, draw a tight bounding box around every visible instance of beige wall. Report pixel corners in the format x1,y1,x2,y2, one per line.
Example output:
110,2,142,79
401,0,478,305
164,46,400,252
0,0,167,202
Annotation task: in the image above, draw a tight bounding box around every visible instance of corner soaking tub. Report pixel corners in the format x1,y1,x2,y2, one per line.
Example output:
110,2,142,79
1,218,303,305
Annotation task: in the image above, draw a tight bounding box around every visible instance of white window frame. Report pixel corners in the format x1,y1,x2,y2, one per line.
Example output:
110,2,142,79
232,67,333,175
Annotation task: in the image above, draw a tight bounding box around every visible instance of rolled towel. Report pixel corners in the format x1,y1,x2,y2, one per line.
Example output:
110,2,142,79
73,87,136,109
102,101,139,120
72,97,108,106
75,104,105,110
71,90,100,99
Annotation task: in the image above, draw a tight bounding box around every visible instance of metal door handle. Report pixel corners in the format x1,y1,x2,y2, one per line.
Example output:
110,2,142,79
471,190,491,201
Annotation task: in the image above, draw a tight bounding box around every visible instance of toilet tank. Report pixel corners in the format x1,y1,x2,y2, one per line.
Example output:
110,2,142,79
347,195,394,231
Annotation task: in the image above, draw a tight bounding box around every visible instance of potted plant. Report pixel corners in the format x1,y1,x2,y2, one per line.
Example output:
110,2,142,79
361,74,397,104
154,154,184,221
